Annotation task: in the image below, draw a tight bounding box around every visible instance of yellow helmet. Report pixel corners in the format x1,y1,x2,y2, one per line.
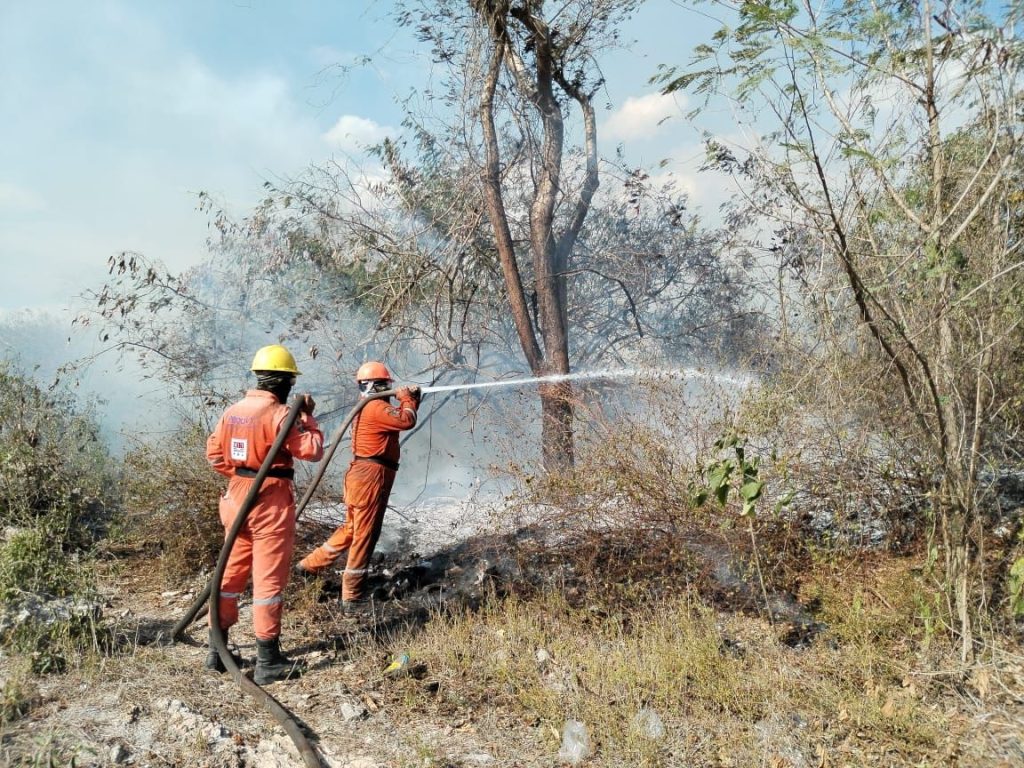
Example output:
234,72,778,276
250,344,301,375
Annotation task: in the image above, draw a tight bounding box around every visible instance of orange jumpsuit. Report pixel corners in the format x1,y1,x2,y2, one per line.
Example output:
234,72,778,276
299,391,418,601
206,390,324,639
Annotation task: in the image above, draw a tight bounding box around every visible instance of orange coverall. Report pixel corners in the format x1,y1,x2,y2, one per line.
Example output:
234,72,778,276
299,390,418,601
206,390,324,639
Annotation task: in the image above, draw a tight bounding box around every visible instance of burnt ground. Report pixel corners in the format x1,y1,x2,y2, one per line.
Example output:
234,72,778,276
0,519,827,768
1,527,534,768
2,516,1023,767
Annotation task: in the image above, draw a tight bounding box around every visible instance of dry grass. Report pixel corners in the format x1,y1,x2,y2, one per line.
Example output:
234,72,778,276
370,572,955,767
1,544,1022,768
118,421,225,584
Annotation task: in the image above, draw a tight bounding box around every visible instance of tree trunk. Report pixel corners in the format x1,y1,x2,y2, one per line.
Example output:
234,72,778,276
941,502,973,663
539,381,574,470
474,4,591,472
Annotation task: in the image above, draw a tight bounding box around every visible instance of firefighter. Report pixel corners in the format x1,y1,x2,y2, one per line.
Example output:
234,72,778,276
205,344,324,684
296,361,420,612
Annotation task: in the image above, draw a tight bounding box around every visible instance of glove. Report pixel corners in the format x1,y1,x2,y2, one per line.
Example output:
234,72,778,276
299,393,316,414
396,386,422,406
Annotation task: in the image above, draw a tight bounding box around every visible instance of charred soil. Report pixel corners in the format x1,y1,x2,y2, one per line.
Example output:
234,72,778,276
2,523,1023,767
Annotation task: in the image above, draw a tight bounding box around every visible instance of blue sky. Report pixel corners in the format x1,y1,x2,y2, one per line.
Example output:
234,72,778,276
1,0,729,317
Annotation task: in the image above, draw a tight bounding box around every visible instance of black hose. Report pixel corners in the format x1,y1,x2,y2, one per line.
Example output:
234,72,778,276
172,390,399,634
171,391,414,768
171,397,322,767
294,386,449,520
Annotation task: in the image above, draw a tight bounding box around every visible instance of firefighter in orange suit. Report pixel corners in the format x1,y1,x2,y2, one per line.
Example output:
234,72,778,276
297,361,420,612
205,344,324,684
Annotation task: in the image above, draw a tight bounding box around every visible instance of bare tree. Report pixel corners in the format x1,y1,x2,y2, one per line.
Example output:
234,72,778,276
389,0,633,468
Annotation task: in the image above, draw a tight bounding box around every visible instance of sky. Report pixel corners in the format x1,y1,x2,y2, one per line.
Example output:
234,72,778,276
0,0,733,320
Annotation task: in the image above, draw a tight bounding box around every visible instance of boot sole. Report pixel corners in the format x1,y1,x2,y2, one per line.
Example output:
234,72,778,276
253,670,303,685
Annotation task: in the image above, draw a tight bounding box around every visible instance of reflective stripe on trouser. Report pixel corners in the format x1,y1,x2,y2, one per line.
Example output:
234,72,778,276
301,460,393,602
211,476,296,639
299,541,343,572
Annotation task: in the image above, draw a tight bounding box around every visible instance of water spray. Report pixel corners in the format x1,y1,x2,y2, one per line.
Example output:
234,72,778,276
293,366,749,521
418,366,752,395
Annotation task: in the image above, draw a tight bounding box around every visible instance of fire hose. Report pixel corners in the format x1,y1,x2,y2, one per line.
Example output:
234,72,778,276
170,390,403,767
164,397,319,767
204,397,321,767
292,389,397,520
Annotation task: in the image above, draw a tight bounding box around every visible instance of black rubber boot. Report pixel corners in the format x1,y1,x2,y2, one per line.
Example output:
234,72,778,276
254,637,304,684
205,629,242,674
341,598,372,617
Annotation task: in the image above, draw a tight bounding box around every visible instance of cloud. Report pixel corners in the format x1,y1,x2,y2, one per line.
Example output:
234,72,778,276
161,57,325,169
323,115,395,153
643,132,754,219
0,182,45,214
603,92,686,141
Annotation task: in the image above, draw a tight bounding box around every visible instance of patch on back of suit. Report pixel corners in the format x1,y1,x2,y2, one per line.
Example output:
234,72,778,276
230,438,248,461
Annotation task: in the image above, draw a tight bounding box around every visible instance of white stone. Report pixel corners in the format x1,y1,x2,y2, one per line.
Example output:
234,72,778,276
109,743,129,764
340,700,368,721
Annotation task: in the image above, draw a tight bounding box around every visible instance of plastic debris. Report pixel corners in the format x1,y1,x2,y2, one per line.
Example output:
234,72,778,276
557,719,591,764
383,653,410,677
633,706,665,740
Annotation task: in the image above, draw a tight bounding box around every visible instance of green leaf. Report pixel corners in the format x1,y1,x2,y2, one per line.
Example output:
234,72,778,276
740,480,764,501
773,490,796,513
1010,558,1024,617
708,462,732,491
715,482,730,507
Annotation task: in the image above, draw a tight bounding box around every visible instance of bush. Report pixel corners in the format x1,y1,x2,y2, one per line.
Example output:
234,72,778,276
498,372,931,614
0,527,90,602
494,381,759,605
119,420,225,582
0,668,38,725
0,365,114,535
0,363,117,669
0,364,116,597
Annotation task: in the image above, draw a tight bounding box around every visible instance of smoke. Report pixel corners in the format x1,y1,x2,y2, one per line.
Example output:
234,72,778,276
0,308,177,454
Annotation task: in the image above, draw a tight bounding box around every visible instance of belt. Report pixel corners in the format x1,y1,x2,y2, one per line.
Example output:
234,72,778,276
235,466,294,480
354,455,399,471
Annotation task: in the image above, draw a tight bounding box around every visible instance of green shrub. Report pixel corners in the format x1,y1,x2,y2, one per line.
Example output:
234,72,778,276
0,527,90,602
0,363,116,668
0,364,114,538
0,667,38,725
